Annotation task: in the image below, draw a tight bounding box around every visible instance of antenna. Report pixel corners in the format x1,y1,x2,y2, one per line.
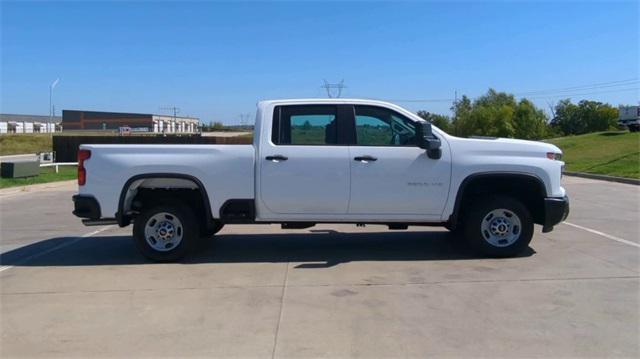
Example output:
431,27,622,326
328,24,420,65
321,79,346,98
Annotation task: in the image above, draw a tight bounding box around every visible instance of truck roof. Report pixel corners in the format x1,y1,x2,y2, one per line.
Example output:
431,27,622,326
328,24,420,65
258,98,401,107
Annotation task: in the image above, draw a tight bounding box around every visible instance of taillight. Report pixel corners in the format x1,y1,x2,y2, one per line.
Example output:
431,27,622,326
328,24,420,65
78,149,91,185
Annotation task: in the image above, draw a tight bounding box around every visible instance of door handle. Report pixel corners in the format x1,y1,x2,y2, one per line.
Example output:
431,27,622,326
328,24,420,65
266,155,288,161
354,155,377,162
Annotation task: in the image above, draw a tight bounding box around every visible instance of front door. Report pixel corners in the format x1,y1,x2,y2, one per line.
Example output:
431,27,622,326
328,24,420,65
348,105,451,216
259,105,351,215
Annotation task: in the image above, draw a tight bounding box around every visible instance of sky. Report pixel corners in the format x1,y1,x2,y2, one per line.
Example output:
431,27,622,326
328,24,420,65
1,1,638,125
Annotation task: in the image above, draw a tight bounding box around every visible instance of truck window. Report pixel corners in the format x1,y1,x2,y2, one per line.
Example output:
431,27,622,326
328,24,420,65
272,105,338,145
354,105,416,146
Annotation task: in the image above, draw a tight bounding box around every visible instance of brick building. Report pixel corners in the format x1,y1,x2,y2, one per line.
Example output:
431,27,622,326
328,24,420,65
62,110,199,133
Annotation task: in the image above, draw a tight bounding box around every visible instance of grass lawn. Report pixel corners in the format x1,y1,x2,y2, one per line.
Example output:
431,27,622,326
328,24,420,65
0,165,76,189
0,134,53,156
548,131,640,179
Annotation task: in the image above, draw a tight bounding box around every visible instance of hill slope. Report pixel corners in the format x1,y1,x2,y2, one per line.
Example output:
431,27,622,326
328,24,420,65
548,131,640,179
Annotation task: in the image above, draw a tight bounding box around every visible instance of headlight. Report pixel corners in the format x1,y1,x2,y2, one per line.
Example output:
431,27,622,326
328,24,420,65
546,152,563,161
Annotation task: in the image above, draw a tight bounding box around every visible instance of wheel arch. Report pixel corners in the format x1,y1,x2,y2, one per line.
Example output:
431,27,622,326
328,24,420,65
448,172,548,229
117,173,214,230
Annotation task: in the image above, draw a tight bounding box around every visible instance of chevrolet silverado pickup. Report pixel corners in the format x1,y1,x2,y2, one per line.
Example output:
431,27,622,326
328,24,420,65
73,99,569,261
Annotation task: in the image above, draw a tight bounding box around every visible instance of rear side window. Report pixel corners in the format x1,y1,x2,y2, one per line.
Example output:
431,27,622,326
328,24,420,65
354,105,416,146
272,105,338,145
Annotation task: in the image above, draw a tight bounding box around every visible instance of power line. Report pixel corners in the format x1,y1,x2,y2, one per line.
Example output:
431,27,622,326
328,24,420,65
389,79,639,103
512,78,638,96
524,87,638,100
390,98,455,103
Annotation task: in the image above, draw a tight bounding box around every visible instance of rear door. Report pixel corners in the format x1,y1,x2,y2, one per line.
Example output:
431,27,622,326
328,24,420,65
348,105,451,216
259,105,352,216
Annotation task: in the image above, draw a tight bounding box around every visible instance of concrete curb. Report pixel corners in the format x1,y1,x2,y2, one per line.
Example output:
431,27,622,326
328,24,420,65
0,180,76,197
0,154,38,163
564,171,640,186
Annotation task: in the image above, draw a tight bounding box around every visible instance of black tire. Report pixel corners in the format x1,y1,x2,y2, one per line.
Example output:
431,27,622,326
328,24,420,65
629,126,639,132
462,196,534,257
133,203,199,262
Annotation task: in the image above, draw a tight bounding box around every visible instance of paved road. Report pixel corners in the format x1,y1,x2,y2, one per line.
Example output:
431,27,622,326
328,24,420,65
1,177,638,357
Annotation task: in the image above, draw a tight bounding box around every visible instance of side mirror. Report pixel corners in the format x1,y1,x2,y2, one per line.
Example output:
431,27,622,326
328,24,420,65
416,121,442,159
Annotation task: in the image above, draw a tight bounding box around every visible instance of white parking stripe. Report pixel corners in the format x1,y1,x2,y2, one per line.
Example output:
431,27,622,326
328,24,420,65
563,222,640,249
0,225,114,273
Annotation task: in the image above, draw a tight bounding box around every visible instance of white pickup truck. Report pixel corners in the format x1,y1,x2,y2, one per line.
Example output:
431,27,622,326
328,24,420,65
73,99,569,261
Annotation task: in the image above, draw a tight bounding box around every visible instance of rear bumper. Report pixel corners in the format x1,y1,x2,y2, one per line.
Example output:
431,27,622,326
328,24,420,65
72,195,101,220
542,196,570,233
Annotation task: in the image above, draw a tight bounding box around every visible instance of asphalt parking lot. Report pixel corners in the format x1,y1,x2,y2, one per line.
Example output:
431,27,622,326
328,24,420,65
1,177,638,358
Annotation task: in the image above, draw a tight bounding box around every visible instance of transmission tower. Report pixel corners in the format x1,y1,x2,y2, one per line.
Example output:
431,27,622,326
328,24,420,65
239,113,252,126
321,80,346,98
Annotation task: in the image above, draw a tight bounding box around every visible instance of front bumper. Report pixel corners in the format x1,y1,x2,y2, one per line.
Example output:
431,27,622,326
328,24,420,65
72,195,101,220
542,196,570,233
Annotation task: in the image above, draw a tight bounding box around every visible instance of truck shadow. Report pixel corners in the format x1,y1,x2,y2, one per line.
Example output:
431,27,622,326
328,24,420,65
0,231,535,267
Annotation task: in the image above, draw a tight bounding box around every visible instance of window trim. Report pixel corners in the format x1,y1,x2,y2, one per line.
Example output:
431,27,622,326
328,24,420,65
271,104,354,146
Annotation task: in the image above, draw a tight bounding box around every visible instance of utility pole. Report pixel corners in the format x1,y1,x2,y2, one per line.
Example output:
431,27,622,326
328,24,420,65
321,80,346,98
160,106,180,119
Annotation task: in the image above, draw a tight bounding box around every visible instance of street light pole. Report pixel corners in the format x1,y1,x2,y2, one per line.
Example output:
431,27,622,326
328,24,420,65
49,78,59,125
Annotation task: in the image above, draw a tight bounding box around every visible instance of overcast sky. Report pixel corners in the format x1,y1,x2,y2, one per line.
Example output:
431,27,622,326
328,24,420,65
1,1,638,124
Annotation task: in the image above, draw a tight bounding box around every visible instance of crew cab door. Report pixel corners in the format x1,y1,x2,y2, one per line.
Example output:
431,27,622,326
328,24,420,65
348,105,451,216
259,105,352,215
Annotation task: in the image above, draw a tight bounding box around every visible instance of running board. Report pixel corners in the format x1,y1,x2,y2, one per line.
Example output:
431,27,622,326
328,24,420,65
82,218,118,226
281,222,315,229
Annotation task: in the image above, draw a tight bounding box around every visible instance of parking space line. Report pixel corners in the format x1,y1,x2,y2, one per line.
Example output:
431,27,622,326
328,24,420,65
0,226,114,273
271,262,290,359
563,222,640,248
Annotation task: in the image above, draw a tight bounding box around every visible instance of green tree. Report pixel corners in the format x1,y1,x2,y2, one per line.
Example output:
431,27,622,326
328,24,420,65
513,99,548,140
416,111,451,133
451,95,472,136
551,100,618,135
450,89,549,139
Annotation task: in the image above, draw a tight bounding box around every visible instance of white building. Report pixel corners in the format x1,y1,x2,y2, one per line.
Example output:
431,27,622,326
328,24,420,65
152,115,199,134
0,114,61,134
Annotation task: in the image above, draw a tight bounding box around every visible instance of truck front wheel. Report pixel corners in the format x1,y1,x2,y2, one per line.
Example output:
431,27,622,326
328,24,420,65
133,204,199,262
462,196,534,257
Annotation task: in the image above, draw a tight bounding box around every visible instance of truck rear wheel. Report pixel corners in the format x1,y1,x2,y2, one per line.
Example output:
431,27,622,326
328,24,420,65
462,196,533,257
133,204,199,262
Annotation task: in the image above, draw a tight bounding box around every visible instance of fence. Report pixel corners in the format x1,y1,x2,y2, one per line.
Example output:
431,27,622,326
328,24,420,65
53,135,252,162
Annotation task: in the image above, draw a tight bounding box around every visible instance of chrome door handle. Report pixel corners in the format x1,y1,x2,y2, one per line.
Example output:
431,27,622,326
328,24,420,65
354,156,377,162
266,155,288,161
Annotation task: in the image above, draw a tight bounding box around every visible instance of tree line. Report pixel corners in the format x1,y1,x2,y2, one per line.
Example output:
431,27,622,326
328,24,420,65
418,89,621,140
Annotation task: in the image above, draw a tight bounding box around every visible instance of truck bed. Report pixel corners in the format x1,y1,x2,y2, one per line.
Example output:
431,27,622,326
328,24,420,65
78,144,255,218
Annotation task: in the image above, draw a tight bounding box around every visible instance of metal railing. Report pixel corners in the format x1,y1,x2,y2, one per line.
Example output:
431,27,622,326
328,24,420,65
40,162,77,173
